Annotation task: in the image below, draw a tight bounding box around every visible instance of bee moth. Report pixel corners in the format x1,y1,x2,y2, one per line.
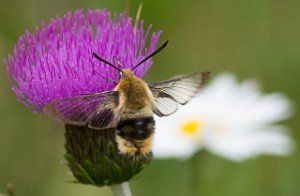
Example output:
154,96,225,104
43,41,210,157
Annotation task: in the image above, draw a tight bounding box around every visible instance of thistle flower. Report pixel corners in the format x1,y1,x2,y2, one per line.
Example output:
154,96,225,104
153,72,294,161
5,9,161,113
5,9,161,186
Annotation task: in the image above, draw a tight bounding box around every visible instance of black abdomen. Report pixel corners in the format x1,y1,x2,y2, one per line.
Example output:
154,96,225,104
116,117,155,140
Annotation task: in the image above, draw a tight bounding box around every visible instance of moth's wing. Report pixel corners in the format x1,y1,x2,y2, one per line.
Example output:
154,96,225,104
43,91,120,129
151,94,179,117
149,71,210,116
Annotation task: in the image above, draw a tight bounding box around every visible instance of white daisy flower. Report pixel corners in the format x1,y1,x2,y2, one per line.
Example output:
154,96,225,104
153,72,295,162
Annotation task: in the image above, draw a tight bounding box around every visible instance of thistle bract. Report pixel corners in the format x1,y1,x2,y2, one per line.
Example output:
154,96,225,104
65,125,152,186
5,9,161,113
5,9,161,186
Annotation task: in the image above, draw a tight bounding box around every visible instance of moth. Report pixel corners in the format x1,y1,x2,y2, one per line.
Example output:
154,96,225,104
43,41,210,157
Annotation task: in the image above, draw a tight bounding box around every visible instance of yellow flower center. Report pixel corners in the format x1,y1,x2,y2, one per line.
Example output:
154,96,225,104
181,121,201,136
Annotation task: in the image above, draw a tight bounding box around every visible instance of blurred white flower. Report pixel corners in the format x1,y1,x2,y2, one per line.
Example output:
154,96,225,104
153,72,295,162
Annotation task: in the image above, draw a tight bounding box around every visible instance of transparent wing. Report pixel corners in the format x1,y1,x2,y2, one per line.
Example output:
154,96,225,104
153,96,179,117
43,91,120,129
149,71,210,116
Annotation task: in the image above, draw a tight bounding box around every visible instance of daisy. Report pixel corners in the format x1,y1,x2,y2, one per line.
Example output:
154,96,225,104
153,72,294,161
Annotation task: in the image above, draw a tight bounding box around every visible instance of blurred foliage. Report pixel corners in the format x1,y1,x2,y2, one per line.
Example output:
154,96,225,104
0,0,299,195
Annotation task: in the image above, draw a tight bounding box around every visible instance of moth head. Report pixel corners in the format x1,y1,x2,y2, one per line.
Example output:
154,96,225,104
119,69,134,80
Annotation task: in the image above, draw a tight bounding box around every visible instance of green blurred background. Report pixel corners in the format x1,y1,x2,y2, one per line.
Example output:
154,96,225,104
0,0,299,195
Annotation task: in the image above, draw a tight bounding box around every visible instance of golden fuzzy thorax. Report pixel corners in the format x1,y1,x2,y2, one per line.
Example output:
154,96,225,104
114,69,155,119
114,69,155,156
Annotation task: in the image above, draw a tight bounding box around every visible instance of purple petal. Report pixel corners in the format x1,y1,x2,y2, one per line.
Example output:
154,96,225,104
5,9,161,113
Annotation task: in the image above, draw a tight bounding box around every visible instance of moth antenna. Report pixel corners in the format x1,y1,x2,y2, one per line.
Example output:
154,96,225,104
93,53,123,73
94,70,118,85
131,40,169,71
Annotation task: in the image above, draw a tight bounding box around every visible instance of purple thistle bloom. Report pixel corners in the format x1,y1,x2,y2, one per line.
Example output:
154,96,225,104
5,9,161,113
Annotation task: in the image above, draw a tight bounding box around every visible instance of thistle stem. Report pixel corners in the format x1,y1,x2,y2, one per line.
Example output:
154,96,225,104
110,182,132,196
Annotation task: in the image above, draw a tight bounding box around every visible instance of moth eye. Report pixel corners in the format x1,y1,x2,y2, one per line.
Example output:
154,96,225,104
119,71,123,79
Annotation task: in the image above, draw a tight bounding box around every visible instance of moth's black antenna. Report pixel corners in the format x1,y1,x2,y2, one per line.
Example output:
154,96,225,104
131,40,169,71
93,53,123,73
94,70,118,85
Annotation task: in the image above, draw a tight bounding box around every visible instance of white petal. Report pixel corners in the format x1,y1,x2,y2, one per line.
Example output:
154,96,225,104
153,113,203,159
203,125,294,162
229,89,293,127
